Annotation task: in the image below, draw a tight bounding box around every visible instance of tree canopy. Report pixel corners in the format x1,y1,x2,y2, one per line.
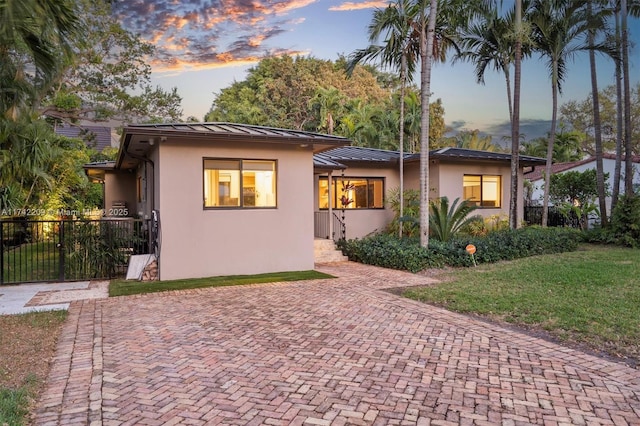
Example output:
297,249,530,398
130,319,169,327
205,55,446,151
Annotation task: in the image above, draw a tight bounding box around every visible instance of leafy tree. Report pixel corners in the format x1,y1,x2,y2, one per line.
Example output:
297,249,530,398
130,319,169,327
206,55,447,151
549,169,608,230
608,194,640,247
0,118,101,213
206,55,389,131
386,187,421,237
0,0,79,119
40,0,182,124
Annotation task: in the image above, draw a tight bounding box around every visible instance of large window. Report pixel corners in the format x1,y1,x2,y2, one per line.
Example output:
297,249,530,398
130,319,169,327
204,159,276,208
318,177,384,209
463,175,501,207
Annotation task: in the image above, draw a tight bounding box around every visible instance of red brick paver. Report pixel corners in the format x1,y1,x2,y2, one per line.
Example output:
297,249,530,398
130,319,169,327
36,262,640,425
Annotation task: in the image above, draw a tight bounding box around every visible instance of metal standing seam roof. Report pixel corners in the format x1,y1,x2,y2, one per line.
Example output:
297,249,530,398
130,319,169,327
405,147,546,165
123,122,350,143
313,152,347,169
317,146,405,162
317,146,546,166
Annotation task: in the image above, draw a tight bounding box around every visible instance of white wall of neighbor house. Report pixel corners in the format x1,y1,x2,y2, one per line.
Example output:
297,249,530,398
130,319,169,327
315,165,399,240
528,158,640,217
156,138,315,280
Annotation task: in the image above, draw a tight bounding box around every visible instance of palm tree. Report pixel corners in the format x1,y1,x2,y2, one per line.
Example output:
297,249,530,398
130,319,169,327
429,196,479,242
0,0,79,119
529,0,604,227
586,0,617,226
510,0,523,229
456,8,519,123
348,0,420,237
309,87,345,135
418,0,438,247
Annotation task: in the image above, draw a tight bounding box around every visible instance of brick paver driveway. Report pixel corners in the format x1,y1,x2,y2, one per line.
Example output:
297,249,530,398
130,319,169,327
36,262,640,425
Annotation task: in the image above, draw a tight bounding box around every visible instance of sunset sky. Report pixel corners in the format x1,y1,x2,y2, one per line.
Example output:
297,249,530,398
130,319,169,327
114,0,640,140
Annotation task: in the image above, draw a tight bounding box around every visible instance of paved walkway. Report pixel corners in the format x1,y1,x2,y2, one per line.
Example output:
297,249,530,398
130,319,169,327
0,280,108,315
35,262,640,425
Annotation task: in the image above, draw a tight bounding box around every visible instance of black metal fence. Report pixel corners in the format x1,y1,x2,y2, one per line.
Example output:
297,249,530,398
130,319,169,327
523,206,580,228
1,218,151,285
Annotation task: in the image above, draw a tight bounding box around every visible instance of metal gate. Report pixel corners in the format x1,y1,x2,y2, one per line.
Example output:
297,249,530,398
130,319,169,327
1,218,152,285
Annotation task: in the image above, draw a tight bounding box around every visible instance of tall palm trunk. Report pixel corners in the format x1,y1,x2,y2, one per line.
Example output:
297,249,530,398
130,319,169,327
612,4,623,209
509,0,522,230
541,64,559,228
419,0,438,248
588,1,608,226
621,0,633,195
399,54,407,238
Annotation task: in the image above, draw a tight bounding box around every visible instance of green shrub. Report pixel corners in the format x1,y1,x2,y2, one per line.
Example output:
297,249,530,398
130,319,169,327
608,195,640,247
339,227,582,272
385,188,420,237
338,234,447,272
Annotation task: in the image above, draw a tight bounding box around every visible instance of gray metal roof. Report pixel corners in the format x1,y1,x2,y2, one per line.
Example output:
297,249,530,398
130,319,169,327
406,147,546,166
124,122,350,143
317,146,403,163
313,146,546,169
313,152,347,169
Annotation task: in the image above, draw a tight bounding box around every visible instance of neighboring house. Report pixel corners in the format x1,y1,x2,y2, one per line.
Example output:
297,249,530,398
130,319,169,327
524,153,640,217
54,124,119,151
85,122,545,280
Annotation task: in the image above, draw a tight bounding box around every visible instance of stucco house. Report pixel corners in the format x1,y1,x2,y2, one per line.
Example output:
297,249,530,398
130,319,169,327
313,146,546,240
524,153,640,217
85,122,545,280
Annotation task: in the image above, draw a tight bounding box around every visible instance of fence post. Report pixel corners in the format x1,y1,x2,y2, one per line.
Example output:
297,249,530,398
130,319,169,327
58,221,65,281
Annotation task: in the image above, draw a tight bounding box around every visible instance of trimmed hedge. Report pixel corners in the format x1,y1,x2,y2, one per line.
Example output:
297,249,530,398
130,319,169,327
338,227,582,272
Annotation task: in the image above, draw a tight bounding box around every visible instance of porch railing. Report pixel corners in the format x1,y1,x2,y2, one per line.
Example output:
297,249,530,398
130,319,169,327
314,211,346,242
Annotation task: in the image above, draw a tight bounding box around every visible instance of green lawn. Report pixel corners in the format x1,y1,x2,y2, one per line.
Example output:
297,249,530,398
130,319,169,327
109,270,335,297
403,244,640,364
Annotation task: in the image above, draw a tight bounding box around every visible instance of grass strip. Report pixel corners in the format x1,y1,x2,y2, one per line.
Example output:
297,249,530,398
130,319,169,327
109,270,335,297
403,245,640,363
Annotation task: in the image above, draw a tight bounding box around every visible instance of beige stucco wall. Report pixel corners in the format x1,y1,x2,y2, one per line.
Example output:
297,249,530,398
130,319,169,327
157,139,314,280
103,172,136,217
319,159,526,239
404,160,440,199
437,161,522,222
314,165,399,240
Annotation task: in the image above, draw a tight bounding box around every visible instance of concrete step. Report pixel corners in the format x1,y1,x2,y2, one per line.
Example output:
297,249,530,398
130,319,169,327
314,239,348,263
